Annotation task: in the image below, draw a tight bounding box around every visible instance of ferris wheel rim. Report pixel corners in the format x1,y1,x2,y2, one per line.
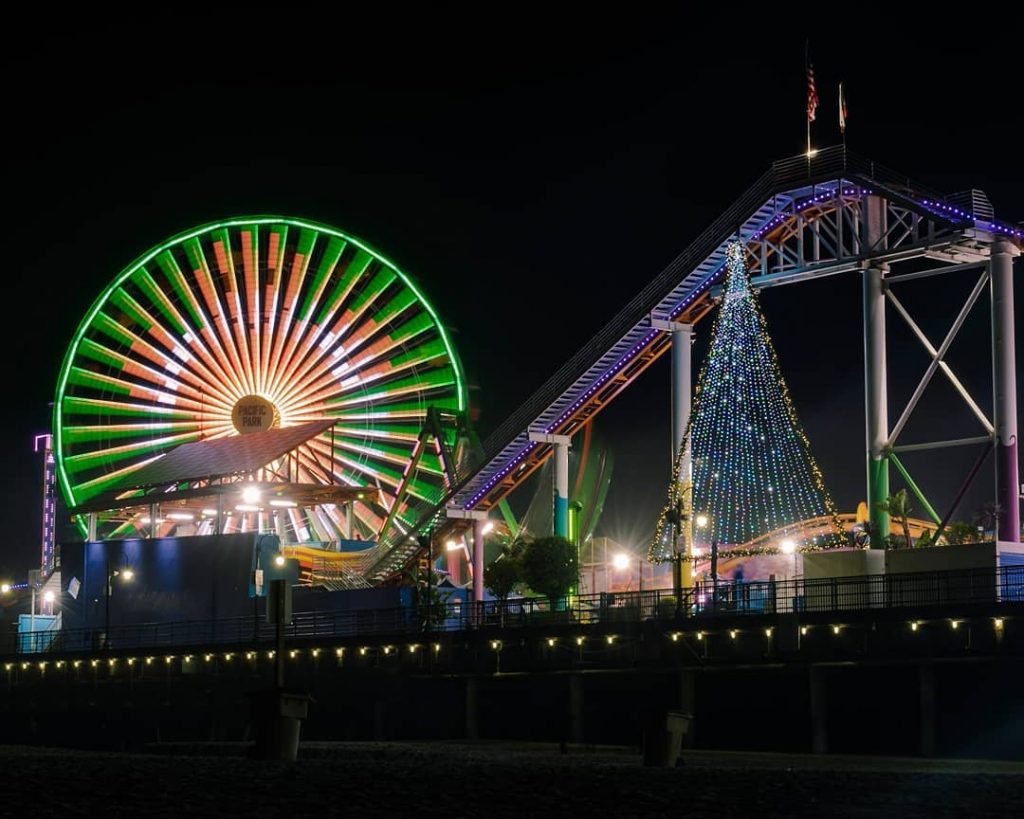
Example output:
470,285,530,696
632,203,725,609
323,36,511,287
53,214,468,514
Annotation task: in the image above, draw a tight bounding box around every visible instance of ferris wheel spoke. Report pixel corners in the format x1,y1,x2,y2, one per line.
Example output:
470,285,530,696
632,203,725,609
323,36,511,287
210,228,258,396
157,247,247,398
277,248,375,386
62,421,201,444
114,270,245,402
181,237,253,396
266,242,371,397
265,228,325,396
71,454,165,500
239,226,262,394
264,229,317,398
323,367,458,411
274,307,435,411
282,359,449,424
77,336,227,408
92,311,233,408
274,266,395,400
263,236,348,403
63,431,201,473
260,224,288,392
304,437,442,505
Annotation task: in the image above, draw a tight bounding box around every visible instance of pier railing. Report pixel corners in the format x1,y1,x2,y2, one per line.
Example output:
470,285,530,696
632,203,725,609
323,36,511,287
7,564,1023,656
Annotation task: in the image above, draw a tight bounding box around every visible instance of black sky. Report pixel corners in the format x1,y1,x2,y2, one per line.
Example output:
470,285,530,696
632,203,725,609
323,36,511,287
2,11,1021,576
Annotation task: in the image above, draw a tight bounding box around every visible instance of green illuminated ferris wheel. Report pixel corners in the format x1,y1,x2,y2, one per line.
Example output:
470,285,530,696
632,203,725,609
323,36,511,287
54,217,467,541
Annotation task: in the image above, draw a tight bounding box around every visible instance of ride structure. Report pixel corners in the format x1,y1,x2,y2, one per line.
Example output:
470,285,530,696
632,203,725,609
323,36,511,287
44,149,1022,601
53,217,468,559
367,147,1020,592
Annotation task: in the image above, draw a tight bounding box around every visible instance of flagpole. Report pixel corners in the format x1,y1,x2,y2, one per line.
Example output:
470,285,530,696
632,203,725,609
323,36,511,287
805,42,811,158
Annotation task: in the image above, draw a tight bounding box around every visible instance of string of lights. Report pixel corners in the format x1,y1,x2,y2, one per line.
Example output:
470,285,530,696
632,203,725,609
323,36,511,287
651,241,845,562
2,616,1007,679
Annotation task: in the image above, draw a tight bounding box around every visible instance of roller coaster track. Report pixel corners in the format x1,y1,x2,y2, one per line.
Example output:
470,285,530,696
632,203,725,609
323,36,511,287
365,146,1020,581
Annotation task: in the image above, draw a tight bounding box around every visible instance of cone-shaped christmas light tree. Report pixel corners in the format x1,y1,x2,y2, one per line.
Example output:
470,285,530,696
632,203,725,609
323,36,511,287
650,241,844,561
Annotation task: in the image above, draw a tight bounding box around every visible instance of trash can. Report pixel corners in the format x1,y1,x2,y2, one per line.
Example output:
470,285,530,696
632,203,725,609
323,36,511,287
642,710,693,767
248,689,312,761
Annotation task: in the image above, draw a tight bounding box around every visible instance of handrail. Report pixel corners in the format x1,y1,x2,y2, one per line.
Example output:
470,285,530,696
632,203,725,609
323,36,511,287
8,563,1022,657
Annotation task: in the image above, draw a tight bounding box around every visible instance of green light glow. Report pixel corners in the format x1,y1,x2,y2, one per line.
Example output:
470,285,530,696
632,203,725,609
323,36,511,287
54,216,468,539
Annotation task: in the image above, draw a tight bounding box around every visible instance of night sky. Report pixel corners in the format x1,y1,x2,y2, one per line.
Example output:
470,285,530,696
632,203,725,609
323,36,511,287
2,12,1021,578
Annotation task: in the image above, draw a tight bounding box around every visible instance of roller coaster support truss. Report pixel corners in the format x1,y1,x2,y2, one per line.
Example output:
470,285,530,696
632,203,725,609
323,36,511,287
368,148,1021,582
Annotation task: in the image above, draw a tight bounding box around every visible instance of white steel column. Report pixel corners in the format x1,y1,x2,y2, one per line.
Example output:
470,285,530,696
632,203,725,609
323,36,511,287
671,324,693,466
473,518,485,603
991,239,1020,542
528,432,572,539
862,195,890,544
446,508,489,602
671,323,694,591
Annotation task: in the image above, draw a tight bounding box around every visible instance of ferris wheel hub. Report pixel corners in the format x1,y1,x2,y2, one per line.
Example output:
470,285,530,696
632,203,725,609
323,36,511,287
231,395,280,435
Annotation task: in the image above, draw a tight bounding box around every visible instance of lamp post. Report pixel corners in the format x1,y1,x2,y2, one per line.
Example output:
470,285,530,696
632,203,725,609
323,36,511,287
612,552,645,594
103,558,134,650
692,514,712,608
781,538,797,579
668,498,685,603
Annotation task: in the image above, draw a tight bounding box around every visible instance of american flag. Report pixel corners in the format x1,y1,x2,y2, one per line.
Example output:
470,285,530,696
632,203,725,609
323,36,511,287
807,62,819,123
839,82,848,133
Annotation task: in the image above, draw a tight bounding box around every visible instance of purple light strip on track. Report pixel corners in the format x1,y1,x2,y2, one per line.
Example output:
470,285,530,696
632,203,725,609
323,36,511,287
463,184,1021,510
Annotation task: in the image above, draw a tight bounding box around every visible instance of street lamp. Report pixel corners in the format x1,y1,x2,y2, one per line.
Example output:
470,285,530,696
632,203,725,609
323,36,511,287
693,514,719,607
104,562,135,650
611,553,643,593
780,538,797,579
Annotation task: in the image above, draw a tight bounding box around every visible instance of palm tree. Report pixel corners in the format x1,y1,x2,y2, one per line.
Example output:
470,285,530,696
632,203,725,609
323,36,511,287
975,503,1002,540
877,489,913,549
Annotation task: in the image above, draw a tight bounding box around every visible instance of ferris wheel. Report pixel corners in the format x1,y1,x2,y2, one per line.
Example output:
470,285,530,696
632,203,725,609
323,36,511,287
54,216,467,542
